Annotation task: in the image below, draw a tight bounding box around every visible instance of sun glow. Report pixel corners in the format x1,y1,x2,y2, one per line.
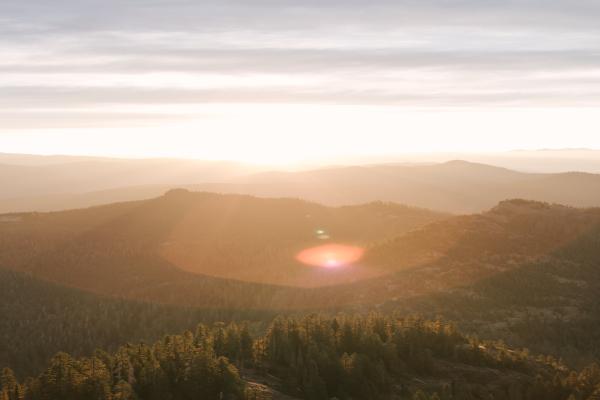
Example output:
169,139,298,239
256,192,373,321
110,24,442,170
3,106,600,166
296,244,365,269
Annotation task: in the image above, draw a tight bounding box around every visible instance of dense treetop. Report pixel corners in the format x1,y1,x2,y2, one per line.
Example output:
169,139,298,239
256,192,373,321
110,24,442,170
3,313,600,400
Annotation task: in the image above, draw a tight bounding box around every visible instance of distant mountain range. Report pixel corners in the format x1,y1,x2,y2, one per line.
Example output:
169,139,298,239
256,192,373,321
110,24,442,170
216,160,600,213
0,154,265,201
2,152,600,214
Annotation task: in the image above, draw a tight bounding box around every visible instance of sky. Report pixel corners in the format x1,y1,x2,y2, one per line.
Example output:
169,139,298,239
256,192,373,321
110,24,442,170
1,0,600,164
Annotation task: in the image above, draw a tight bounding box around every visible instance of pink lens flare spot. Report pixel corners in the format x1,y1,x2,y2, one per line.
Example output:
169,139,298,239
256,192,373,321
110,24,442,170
296,244,365,268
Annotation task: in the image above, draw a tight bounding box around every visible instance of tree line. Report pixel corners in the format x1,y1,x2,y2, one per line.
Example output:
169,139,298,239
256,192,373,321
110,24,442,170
3,313,600,399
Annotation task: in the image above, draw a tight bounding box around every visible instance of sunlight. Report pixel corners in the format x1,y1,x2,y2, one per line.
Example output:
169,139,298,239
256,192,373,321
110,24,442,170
296,243,365,269
2,106,600,166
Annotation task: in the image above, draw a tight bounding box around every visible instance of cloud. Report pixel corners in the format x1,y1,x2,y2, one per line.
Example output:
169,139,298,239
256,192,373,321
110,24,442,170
0,110,197,129
3,1,600,34
2,83,600,113
1,0,599,131
2,48,600,75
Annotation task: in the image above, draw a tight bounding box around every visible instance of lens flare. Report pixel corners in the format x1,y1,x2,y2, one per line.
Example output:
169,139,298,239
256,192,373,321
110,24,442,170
296,244,365,268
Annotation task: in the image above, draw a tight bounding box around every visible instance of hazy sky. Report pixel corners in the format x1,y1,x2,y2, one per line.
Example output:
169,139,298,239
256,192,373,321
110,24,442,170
2,0,600,164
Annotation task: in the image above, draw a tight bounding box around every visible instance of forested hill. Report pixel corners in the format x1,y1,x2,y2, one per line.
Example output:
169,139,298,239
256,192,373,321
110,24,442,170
301,200,600,367
3,313,600,400
0,190,445,304
294,199,600,308
1,194,599,312
0,268,275,378
386,221,600,368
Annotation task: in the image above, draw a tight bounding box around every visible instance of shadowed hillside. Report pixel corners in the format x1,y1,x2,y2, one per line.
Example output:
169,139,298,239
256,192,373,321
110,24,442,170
383,220,600,367
0,268,275,378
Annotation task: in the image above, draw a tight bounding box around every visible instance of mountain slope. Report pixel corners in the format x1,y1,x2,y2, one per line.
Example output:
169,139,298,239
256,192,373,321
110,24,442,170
313,199,600,307
3,191,600,314
385,221,600,367
0,191,446,307
2,192,599,311
0,268,275,378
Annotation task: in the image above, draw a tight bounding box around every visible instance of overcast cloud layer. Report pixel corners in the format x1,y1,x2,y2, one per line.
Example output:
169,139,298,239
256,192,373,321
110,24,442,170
1,0,599,155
